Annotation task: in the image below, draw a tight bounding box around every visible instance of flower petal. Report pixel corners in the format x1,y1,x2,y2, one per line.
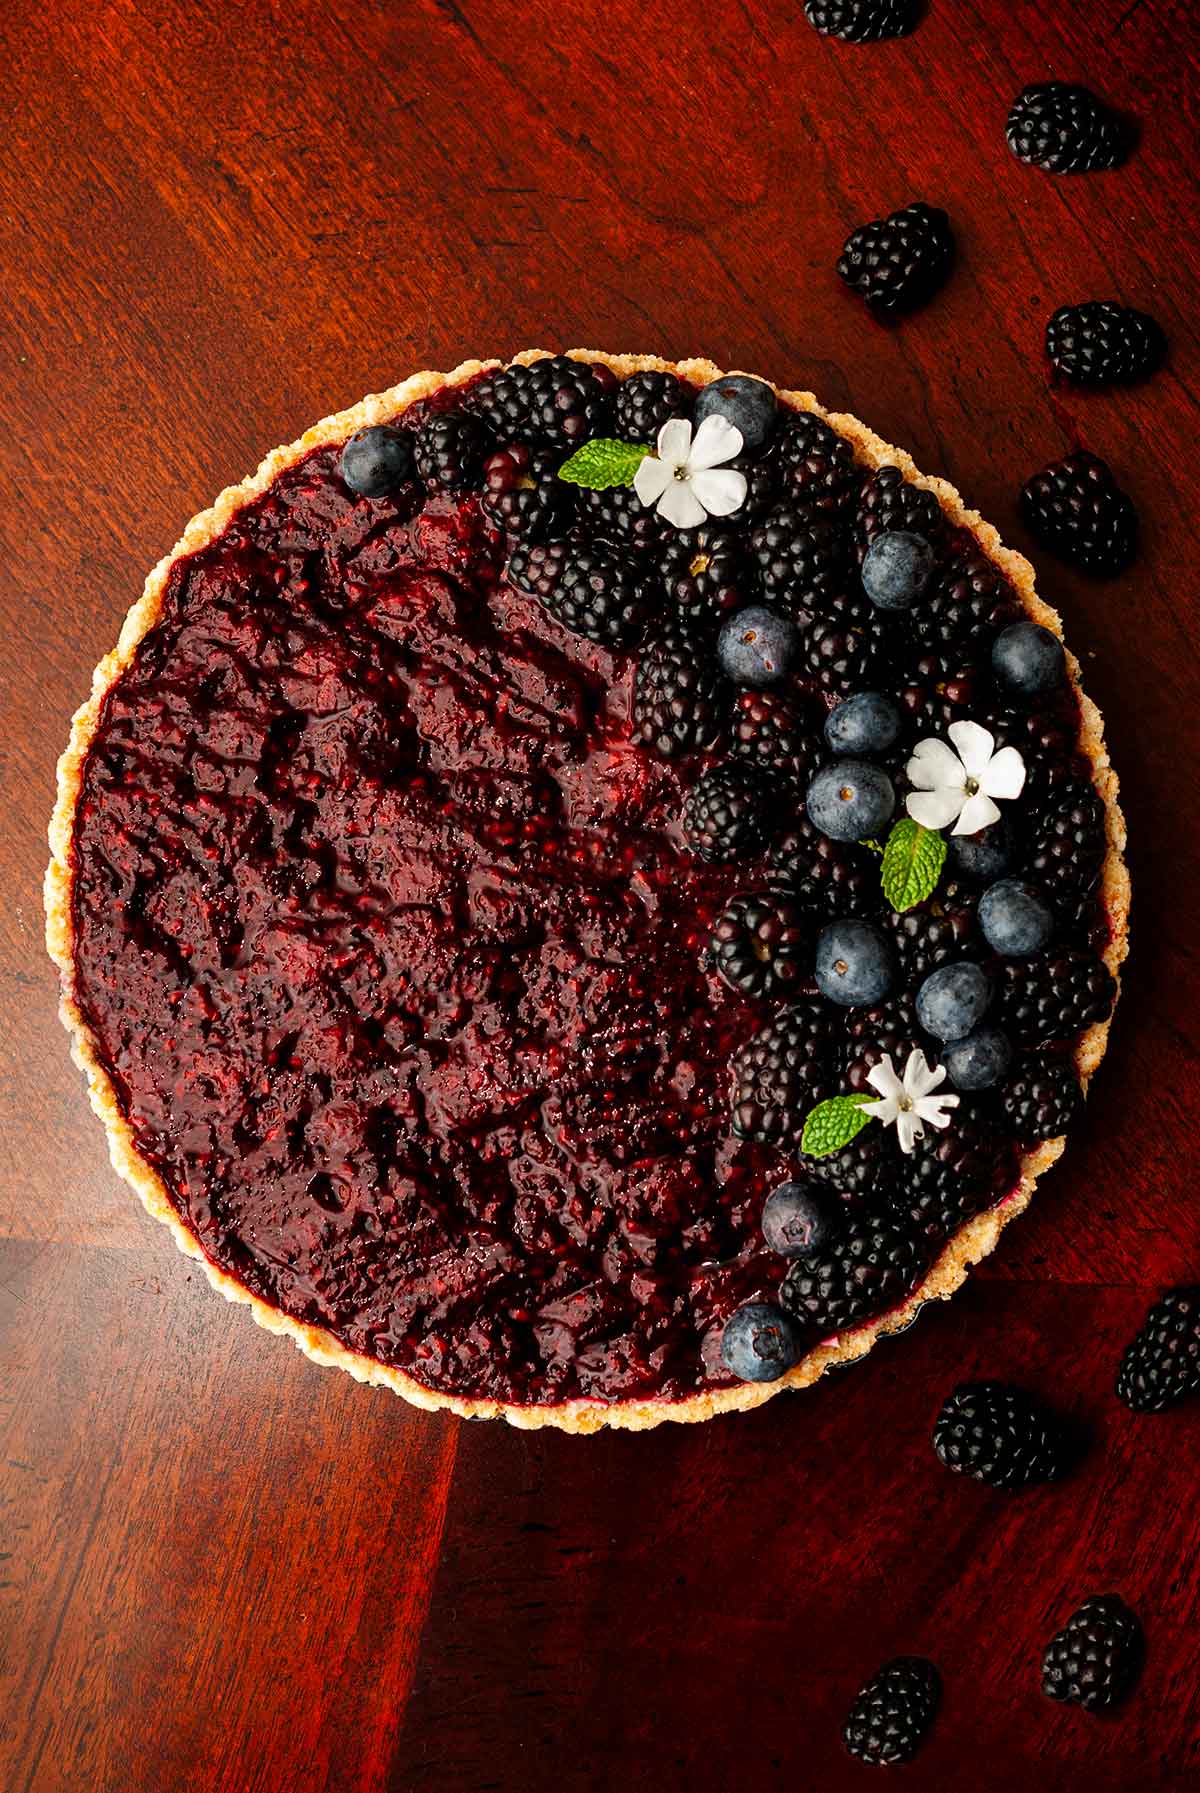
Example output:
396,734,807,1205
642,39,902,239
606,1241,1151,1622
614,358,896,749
687,413,744,470
906,787,965,830
907,738,965,790
896,1110,921,1154
979,744,1027,801
866,1056,904,1102
655,417,693,467
691,466,748,517
948,719,996,780
904,1050,946,1100
915,1092,959,1129
860,1095,900,1125
656,479,707,529
633,455,671,506
952,790,1001,836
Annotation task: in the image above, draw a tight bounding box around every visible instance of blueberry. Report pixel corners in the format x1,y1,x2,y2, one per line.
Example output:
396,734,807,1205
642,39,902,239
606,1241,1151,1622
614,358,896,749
824,691,903,756
979,878,1055,957
944,1025,1013,1090
807,760,895,842
693,374,778,454
992,621,1065,697
717,605,798,687
947,820,1013,883
720,1302,801,1382
762,1183,842,1258
861,530,936,611
815,921,897,1008
340,425,415,498
916,961,992,1040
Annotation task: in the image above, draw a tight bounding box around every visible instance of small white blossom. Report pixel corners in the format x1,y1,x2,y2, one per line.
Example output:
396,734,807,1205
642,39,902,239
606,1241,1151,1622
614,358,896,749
905,719,1026,837
860,1049,959,1156
633,415,748,529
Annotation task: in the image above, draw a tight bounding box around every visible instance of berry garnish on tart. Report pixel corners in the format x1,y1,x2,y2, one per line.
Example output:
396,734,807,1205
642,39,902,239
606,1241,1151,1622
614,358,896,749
46,352,1127,1430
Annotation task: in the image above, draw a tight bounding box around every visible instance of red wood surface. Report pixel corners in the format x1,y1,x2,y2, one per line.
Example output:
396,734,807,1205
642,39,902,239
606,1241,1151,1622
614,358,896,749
2,2,1198,1787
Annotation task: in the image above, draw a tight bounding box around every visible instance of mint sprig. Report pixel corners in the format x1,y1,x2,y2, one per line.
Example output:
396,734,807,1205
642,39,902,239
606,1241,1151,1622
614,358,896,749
881,817,947,913
800,1093,875,1158
557,438,651,490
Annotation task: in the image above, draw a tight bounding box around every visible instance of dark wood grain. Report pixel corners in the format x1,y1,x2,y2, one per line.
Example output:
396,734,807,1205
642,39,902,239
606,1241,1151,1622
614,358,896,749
2,1,1199,1787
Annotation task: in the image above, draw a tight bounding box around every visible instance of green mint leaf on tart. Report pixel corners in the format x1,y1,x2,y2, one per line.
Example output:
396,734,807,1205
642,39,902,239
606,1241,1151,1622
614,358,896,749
557,438,652,490
881,818,947,913
801,1093,875,1158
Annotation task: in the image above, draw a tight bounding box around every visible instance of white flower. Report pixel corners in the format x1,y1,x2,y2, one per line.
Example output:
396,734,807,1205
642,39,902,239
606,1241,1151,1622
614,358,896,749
905,719,1026,837
860,1049,960,1156
632,415,748,529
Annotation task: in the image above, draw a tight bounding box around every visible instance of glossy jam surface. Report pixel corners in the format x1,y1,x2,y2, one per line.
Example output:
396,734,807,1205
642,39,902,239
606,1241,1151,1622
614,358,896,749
72,429,784,1405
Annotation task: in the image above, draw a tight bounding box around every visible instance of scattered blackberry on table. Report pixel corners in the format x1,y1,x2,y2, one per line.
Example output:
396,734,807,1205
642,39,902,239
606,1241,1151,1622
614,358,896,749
1024,777,1107,902
730,999,837,1148
1042,1596,1143,1712
413,411,488,492
719,1302,801,1382
768,817,878,917
838,202,955,315
1001,1057,1083,1141
660,528,748,620
728,689,819,790
480,443,569,540
709,891,810,1000
506,539,646,647
1116,1288,1200,1413
843,1657,940,1768
749,503,846,611
1046,302,1166,386
910,542,1023,650
693,373,779,453
1000,949,1115,1047
632,618,726,760
887,894,978,984
1007,83,1125,174
762,1182,844,1259
340,424,415,498
471,353,614,447
773,410,863,519
933,1381,1068,1489
857,465,945,551
614,368,692,441
1021,450,1137,576
682,760,775,863
895,1115,1019,1243
579,483,664,555
718,605,799,687
781,1204,929,1334
806,0,919,42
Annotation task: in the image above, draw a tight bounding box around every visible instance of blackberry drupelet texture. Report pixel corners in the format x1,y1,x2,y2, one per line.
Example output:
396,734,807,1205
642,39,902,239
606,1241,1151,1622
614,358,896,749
843,1658,940,1767
749,504,846,611
1001,950,1115,1046
614,369,693,441
413,411,488,492
728,689,819,790
660,528,749,619
773,410,863,518
1046,302,1166,385
1116,1289,1200,1413
1042,1596,1143,1712
1007,83,1125,174
730,1000,837,1147
506,539,646,647
838,202,955,315
1021,450,1137,576
682,761,775,863
806,0,919,41
632,619,727,760
781,1205,930,1334
857,464,945,550
709,892,811,1001
932,1381,1068,1489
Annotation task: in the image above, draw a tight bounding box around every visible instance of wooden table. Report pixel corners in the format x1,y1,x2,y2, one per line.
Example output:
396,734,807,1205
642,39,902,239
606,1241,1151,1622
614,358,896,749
2,1,1198,1787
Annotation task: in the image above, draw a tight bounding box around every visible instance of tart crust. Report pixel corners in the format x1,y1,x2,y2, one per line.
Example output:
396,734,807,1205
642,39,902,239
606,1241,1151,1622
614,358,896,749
45,351,1130,1433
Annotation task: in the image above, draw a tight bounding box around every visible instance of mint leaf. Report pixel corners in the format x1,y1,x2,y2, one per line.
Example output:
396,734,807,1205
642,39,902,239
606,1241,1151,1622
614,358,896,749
801,1094,874,1158
557,438,651,490
881,817,947,913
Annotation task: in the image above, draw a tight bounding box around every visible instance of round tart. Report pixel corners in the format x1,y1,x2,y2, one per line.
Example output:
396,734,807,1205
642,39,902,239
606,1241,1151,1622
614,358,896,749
45,352,1129,1432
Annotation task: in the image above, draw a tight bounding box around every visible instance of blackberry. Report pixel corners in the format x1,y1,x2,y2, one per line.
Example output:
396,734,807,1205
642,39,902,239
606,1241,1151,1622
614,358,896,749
682,761,775,864
614,369,692,442
728,688,819,790
807,0,919,42
857,465,944,553
933,1381,1067,1490
1007,83,1125,175
660,528,749,620
773,411,862,520
470,355,614,447
894,1114,1019,1244
1046,302,1166,386
843,1658,940,1768
730,999,837,1147
1001,1058,1083,1142
1021,450,1137,576
579,483,664,555
749,503,846,614
805,1125,896,1202
1000,949,1115,1047
632,619,726,760
886,889,978,982
1116,1288,1200,1413
767,817,878,918
844,992,922,1090
709,892,811,1001
898,652,980,741
802,590,889,695
910,543,1023,653
781,1204,929,1334
980,703,1081,810
732,455,784,523
838,202,955,315
413,410,488,492
1042,1596,1143,1712
506,539,646,648
1023,776,1106,900
480,443,570,540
